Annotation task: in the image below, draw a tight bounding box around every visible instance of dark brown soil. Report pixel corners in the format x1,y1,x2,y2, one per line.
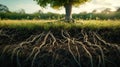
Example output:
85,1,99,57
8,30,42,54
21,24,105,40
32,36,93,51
0,28,120,67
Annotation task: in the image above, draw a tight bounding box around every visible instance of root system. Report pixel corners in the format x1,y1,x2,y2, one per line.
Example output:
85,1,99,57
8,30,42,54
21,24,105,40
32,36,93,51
0,29,120,67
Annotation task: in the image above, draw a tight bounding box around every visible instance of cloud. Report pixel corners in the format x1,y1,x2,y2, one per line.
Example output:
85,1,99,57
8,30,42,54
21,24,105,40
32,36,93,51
91,0,120,8
72,0,120,13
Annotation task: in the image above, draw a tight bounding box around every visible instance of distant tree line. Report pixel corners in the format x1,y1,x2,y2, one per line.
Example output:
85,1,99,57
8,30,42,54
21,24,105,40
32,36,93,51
0,4,120,20
0,12,64,20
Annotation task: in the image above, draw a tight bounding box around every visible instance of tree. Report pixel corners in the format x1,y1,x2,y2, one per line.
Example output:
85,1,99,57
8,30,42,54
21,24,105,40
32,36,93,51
0,4,9,13
18,9,26,14
34,0,91,22
92,10,97,13
101,8,111,14
34,10,43,14
116,8,120,12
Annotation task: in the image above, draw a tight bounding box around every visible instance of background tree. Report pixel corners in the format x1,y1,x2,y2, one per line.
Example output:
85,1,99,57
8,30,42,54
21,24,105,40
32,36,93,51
17,9,26,14
34,0,91,22
92,10,97,13
0,4,9,13
116,8,120,12
101,8,111,14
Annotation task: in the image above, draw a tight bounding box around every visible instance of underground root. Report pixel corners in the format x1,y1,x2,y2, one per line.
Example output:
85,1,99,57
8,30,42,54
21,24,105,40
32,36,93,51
1,29,120,67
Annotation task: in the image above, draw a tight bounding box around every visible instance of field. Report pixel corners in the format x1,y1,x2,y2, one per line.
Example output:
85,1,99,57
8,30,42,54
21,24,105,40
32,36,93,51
0,20,120,29
0,20,120,67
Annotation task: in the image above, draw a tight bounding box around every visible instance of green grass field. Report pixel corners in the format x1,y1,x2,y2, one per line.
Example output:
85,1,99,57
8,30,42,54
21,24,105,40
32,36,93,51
0,20,120,30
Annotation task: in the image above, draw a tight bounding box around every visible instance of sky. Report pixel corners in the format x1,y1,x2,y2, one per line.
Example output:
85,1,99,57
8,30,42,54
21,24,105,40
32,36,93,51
0,0,120,14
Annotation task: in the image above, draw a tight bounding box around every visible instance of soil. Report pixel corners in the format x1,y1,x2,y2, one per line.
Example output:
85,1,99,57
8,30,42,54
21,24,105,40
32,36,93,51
0,28,120,67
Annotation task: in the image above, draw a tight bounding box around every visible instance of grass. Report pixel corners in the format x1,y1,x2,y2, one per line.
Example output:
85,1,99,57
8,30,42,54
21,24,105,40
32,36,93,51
0,20,120,30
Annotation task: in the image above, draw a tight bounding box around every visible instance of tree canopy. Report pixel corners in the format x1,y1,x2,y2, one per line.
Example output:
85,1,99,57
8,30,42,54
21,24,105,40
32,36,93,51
0,4,9,13
34,0,91,22
34,0,90,8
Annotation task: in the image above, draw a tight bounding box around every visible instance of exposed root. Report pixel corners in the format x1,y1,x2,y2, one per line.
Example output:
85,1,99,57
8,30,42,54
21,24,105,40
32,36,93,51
93,34,105,67
76,41,93,67
0,29,13,42
62,30,82,67
115,45,120,54
31,31,50,67
25,47,38,61
68,38,81,67
31,49,40,67
16,50,22,67
20,32,45,47
0,29,119,67
0,45,10,57
93,32,111,47
49,32,57,46
98,55,101,67
11,46,22,61
75,45,82,67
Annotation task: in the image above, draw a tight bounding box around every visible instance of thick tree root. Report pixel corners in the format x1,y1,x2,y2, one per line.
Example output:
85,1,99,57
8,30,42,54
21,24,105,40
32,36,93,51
1,29,120,67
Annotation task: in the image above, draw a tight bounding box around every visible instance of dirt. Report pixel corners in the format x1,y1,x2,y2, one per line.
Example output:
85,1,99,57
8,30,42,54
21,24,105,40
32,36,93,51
0,28,120,67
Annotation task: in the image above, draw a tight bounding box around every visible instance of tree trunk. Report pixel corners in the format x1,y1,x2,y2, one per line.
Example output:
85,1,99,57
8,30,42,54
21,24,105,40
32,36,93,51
64,4,74,22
